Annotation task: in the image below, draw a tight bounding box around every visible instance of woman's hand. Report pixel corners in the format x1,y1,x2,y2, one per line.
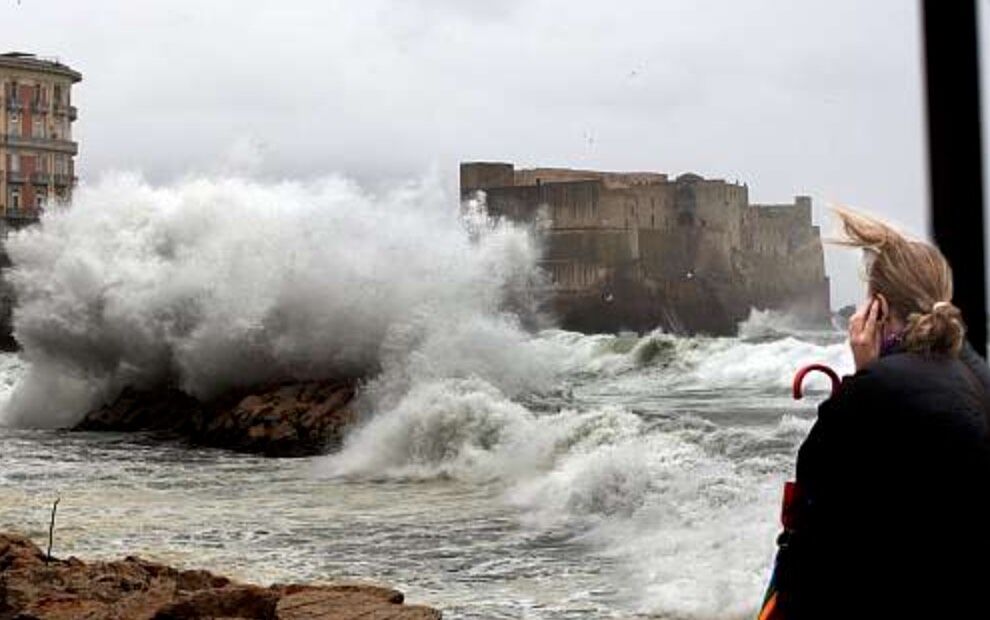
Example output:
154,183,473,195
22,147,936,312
849,296,884,370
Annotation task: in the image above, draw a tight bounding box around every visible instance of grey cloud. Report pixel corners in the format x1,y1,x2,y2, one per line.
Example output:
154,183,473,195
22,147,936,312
2,0,938,307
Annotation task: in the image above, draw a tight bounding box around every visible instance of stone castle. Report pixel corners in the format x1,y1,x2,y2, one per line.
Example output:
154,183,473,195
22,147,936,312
461,162,830,335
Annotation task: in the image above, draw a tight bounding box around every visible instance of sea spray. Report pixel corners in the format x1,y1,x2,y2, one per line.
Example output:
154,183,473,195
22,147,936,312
1,314,850,618
1,172,551,427
322,323,850,619
0,169,859,617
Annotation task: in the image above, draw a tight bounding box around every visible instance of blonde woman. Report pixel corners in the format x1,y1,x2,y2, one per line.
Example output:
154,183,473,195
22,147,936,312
772,209,990,619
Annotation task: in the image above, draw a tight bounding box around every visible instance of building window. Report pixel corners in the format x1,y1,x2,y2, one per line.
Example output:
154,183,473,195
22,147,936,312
9,154,19,173
36,190,46,209
53,84,62,104
33,84,42,104
10,189,20,210
32,117,45,138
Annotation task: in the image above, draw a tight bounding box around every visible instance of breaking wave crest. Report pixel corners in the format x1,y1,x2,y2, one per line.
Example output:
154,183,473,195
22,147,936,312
322,326,848,618
1,172,551,427
538,326,851,392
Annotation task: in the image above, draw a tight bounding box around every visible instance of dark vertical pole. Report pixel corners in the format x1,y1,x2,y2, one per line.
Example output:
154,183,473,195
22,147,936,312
922,0,988,356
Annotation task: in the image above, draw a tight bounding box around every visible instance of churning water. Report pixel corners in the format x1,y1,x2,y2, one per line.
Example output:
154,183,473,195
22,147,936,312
0,174,853,619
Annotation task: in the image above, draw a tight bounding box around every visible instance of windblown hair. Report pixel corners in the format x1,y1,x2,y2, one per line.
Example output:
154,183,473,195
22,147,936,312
833,207,965,356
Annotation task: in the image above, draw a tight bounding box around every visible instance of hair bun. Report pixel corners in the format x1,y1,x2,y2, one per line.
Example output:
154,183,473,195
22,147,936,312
905,300,965,355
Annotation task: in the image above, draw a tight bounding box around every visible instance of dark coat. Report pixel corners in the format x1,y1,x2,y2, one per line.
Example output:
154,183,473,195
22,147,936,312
776,343,990,619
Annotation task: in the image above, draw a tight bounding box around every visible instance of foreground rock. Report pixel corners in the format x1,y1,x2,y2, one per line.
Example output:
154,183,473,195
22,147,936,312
0,532,440,619
76,379,359,457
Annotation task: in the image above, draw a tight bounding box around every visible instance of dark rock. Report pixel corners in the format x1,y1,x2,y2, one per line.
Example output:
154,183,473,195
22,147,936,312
75,379,359,458
0,531,441,620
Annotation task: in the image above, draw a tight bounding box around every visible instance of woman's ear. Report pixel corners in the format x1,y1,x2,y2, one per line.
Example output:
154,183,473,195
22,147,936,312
875,293,889,323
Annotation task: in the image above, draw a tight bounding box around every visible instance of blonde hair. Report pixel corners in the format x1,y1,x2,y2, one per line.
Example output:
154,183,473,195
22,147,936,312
833,207,965,356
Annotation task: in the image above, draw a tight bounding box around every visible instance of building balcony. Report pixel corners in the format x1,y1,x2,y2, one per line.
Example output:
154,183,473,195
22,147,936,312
4,100,24,112
54,104,77,120
0,134,77,155
52,173,76,186
29,101,47,114
31,172,51,185
3,209,40,224
5,171,27,183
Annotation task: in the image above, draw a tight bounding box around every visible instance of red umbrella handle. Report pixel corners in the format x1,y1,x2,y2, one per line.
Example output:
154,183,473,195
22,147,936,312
792,364,841,399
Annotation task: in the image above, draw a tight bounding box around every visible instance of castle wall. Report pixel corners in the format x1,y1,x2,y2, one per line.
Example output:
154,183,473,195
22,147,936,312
513,167,668,189
460,162,515,195
461,162,830,334
739,196,828,317
597,185,678,231
539,181,600,229
543,229,636,291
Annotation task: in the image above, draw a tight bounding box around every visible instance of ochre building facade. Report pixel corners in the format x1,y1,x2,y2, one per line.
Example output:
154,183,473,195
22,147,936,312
461,162,830,335
0,52,81,220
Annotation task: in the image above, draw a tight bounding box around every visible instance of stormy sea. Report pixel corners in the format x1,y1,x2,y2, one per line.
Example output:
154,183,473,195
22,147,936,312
0,173,852,619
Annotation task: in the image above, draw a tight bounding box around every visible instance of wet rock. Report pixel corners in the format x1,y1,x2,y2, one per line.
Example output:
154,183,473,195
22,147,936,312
0,531,441,619
75,379,359,457
275,584,442,620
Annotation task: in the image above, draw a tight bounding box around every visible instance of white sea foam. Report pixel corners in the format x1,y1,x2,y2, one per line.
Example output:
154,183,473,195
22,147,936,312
0,353,27,422
322,326,844,618
1,173,551,427
534,325,853,395
0,170,854,617
322,364,817,618
737,307,834,342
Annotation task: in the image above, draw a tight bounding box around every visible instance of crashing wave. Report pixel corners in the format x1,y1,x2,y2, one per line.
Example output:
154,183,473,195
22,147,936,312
0,170,857,618
1,173,551,427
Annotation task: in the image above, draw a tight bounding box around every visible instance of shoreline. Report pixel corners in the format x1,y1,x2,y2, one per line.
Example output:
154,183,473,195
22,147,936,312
0,530,441,619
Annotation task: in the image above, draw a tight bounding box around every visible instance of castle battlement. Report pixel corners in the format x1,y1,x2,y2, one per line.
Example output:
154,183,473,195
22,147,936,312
460,161,829,334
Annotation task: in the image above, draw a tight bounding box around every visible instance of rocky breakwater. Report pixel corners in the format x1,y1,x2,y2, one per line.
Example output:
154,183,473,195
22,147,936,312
75,379,359,457
0,532,440,619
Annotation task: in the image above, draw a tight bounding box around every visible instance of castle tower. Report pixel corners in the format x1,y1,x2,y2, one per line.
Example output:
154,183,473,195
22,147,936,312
460,162,515,197
0,52,81,221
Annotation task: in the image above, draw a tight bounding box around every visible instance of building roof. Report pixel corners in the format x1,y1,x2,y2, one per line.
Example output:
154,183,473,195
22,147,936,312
0,52,81,82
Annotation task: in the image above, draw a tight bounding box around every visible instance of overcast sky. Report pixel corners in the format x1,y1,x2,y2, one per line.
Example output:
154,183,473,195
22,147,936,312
1,0,965,308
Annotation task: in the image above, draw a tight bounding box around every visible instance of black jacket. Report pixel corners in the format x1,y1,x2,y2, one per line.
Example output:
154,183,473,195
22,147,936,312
777,343,990,619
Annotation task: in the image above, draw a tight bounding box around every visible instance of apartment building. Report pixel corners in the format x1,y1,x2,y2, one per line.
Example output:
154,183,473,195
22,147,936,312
0,52,81,220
